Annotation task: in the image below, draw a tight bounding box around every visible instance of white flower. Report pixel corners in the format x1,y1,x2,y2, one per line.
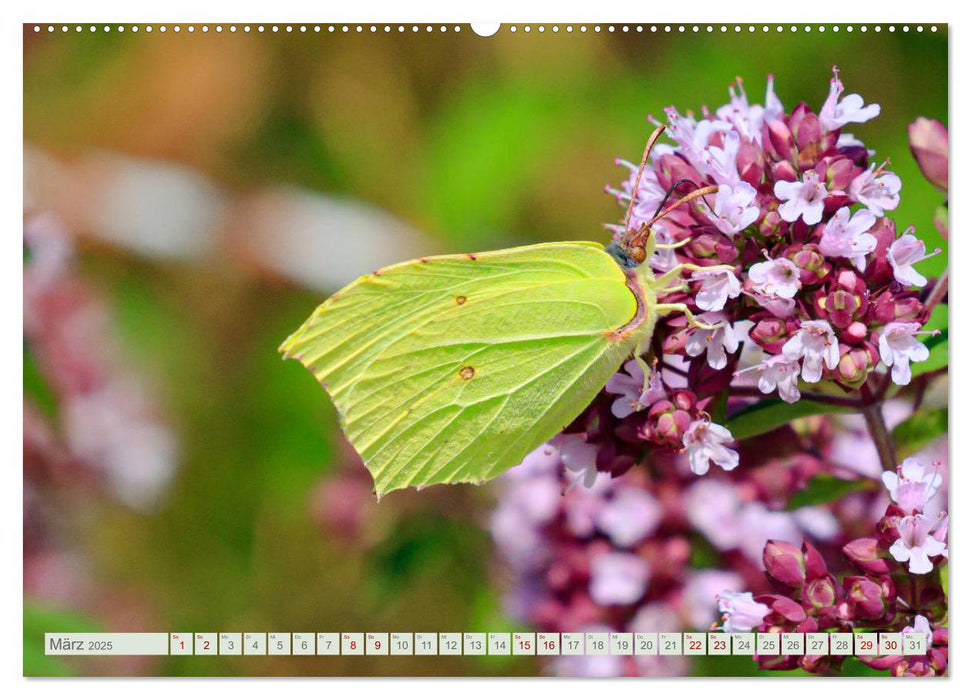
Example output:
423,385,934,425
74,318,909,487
604,359,665,419
819,69,881,131
703,130,742,186
596,488,663,547
716,591,770,634
881,457,943,513
684,313,740,370
748,290,796,318
849,165,901,216
889,233,936,288
748,257,802,299
903,615,934,648
649,224,679,273
782,320,840,383
889,513,947,575
691,267,741,312
550,434,600,489
753,355,802,403
682,420,739,476
664,107,733,175
878,322,931,386
709,181,760,235
818,206,877,272
589,552,651,606
774,170,828,225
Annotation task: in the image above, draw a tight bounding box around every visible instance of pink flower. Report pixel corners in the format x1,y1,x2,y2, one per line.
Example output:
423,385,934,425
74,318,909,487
889,232,937,288
596,488,663,547
682,420,739,475
908,117,948,192
748,256,802,299
709,181,760,235
589,551,651,605
878,322,931,386
604,359,665,419
881,458,943,513
889,513,947,574
753,354,802,403
849,165,901,216
782,320,840,383
819,68,881,131
684,313,740,370
774,170,828,225
818,206,877,272
716,590,770,633
691,267,741,312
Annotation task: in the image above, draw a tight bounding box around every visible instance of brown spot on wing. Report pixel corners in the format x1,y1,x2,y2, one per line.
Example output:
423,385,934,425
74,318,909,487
455,295,467,305
466,253,477,261
459,366,476,380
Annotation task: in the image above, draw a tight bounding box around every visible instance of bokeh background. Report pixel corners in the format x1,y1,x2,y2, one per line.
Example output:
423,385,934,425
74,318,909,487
23,23,947,676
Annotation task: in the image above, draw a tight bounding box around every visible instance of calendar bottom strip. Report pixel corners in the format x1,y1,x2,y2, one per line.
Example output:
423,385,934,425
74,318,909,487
45,631,929,657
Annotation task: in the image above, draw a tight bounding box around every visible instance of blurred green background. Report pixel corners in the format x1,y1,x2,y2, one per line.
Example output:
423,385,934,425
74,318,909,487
23,24,947,676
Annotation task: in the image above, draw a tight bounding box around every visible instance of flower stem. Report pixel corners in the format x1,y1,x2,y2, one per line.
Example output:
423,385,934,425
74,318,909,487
860,397,898,471
923,269,949,314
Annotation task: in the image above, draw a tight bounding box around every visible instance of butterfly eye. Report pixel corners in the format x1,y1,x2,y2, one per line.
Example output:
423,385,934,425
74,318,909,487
629,246,647,264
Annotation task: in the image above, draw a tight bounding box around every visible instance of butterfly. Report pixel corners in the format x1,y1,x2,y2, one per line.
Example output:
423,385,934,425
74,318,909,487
280,125,727,496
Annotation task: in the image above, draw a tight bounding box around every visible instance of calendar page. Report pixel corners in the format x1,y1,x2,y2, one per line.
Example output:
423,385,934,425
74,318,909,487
22,16,949,681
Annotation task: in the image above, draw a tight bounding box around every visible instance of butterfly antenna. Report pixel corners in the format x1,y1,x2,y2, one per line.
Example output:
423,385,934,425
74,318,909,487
651,179,709,220
623,124,667,230
632,184,719,248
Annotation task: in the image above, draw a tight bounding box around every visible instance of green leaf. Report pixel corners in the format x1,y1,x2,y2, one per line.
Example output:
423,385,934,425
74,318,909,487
892,408,948,459
786,474,875,510
727,398,854,440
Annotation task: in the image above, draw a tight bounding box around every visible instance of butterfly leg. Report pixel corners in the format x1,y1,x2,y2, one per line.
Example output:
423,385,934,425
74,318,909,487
652,262,735,292
633,333,653,382
654,302,723,330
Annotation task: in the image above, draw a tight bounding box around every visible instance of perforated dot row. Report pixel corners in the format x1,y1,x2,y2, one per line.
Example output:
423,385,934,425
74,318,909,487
29,24,941,35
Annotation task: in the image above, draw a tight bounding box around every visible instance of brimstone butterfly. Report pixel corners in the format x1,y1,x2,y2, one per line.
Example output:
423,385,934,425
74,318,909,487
280,126,726,496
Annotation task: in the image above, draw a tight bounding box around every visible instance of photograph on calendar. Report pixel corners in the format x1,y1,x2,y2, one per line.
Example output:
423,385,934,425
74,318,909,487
23,21,948,678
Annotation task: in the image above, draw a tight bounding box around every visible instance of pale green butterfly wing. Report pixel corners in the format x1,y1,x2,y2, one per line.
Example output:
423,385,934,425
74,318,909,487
280,242,652,496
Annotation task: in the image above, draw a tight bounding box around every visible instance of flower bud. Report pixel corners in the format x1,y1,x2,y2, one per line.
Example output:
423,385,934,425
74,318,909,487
842,537,891,575
840,321,869,345
876,504,907,547
803,574,839,609
749,316,793,354
787,244,831,286
825,156,861,191
908,117,948,192
763,540,806,588
836,344,878,388
756,593,807,627
764,119,795,162
844,575,893,620
789,102,822,152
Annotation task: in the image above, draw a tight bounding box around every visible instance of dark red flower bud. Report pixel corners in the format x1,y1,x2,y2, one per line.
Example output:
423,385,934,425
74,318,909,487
844,576,890,620
802,541,829,580
825,156,862,191
748,317,790,354
842,537,891,575
787,244,831,286
840,321,869,345
803,575,839,609
763,540,806,588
